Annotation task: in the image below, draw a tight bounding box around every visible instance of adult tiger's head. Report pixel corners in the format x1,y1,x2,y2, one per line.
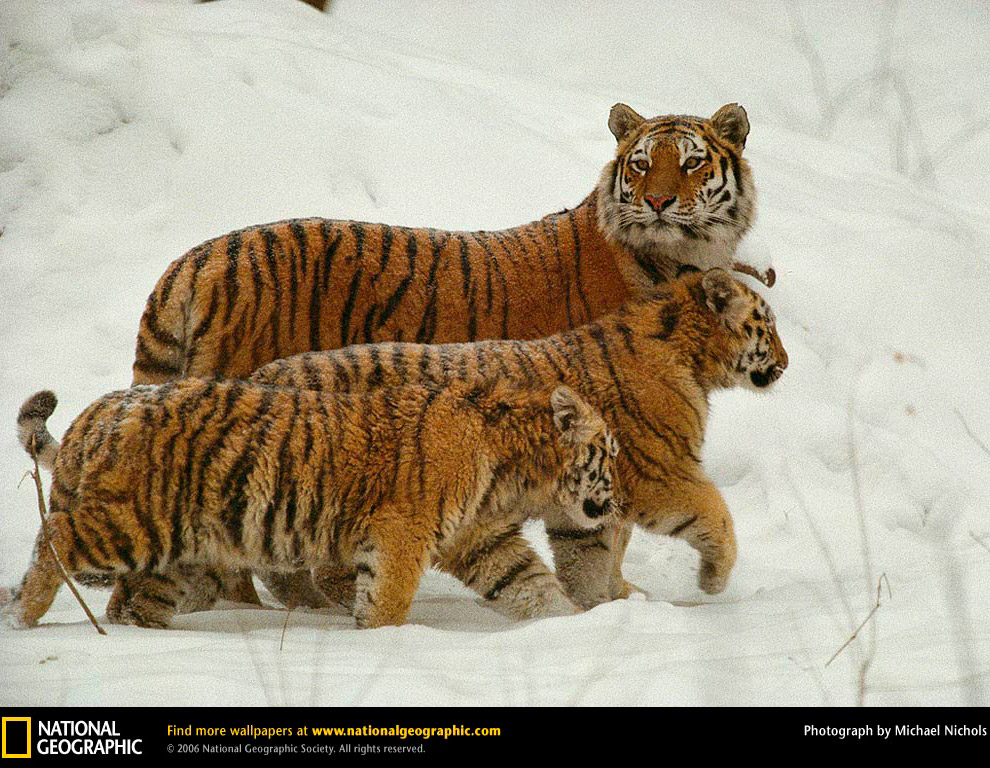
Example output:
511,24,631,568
688,269,788,392
550,386,620,529
597,103,755,283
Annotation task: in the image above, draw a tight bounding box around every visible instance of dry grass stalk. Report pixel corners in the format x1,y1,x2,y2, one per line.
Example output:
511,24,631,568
28,436,106,635
826,573,889,669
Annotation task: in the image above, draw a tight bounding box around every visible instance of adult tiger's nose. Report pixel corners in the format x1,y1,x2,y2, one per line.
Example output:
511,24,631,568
645,194,675,212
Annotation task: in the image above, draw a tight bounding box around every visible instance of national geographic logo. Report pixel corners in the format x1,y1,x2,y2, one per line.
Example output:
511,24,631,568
2,718,31,759
2,719,142,758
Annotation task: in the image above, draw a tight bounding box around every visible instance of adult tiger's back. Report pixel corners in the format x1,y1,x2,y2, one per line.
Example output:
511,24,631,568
132,102,760,386
132,214,628,384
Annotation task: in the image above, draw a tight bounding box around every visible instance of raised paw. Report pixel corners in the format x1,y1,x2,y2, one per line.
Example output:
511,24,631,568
698,560,730,594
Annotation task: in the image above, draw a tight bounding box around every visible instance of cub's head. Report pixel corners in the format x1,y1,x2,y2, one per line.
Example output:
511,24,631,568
693,269,788,391
597,103,754,276
550,386,620,529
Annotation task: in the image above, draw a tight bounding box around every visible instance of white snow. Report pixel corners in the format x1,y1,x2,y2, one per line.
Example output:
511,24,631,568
1,0,988,706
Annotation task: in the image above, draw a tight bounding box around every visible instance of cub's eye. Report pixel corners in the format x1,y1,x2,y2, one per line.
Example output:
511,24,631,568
683,156,703,171
630,159,649,173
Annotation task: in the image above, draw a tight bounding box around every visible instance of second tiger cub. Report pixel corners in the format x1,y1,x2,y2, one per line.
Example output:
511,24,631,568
5,381,618,630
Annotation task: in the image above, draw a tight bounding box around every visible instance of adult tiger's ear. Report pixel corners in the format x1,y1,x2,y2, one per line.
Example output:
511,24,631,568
710,103,750,149
701,269,747,325
551,386,599,445
609,103,646,143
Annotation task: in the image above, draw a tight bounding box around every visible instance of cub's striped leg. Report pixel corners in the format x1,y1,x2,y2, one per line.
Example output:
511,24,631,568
439,522,578,620
105,566,221,628
2,529,66,628
607,522,646,600
351,512,430,629
262,569,335,610
310,562,356,610
634,479,737,594
104,570,261,617
217,570,262,606
544,508,617,610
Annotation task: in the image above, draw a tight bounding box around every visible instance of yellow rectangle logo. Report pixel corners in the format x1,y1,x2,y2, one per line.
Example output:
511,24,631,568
2,717,31,759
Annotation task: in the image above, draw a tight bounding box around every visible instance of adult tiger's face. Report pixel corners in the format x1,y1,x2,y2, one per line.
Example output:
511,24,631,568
550,386,620,529
600,103,754,253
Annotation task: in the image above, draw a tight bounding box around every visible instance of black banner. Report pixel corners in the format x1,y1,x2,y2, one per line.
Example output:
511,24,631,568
1,707,987,760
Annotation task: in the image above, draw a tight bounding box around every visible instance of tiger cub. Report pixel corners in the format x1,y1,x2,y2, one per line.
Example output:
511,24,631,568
246,268,787,612
4,381,618,630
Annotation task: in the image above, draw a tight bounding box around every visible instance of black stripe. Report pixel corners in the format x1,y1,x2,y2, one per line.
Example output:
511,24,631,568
469,232,509,338
133,338,181,377
542,217,573,327
190,285,219,343
546,526,603,540
567,209,593,320
262,227,282,355
484,558,531,601
377,233,416,330
670,515,698,535
222,232,242,324
340,267,363,347
287,225,303,342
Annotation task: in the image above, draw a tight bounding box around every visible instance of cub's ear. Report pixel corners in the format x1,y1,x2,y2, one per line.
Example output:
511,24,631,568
701,269,747,325
609,103,646,143
551,386,599,444
710,103,750,148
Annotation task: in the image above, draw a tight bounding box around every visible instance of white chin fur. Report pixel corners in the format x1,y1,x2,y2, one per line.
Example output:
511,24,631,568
595,161,753,283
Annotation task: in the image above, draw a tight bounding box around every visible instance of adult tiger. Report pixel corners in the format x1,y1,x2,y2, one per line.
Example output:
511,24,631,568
130,102,765,606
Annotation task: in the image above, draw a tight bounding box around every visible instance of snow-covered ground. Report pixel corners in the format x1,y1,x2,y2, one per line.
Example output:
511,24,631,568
1,0,988,706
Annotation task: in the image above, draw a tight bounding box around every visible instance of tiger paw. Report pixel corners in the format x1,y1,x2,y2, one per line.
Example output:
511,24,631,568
1,603,30,629
610,578,646,600
698,561,730,594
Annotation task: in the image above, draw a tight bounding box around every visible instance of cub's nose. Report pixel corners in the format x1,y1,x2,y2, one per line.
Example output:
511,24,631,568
645,194,675,212
582,498,609,519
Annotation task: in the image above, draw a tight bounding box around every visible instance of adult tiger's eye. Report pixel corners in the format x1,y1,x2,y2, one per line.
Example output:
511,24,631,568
631,159,649,173
683,156,703,171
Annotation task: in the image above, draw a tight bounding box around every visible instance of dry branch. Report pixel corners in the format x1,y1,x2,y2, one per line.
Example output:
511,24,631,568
279,607,293,651
970,531,990,557
28,436,106,635
826,573,889,668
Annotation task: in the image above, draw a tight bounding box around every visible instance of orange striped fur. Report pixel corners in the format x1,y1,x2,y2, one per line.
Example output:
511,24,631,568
128,103,759,607
247,269,787,610
4,381,618,629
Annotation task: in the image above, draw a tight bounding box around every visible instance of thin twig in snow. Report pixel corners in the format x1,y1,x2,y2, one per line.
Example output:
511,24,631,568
826,573,890,668
954,408,990,459
27,436,106,635
970,531,990,557
279,607,293,651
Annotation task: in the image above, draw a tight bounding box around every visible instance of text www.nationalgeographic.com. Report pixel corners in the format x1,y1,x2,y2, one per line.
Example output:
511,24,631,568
167,724,499,740
312,725,500,739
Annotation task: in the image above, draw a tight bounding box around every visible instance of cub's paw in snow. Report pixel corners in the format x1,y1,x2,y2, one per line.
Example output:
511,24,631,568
1,598,31,630
610,578,647,600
